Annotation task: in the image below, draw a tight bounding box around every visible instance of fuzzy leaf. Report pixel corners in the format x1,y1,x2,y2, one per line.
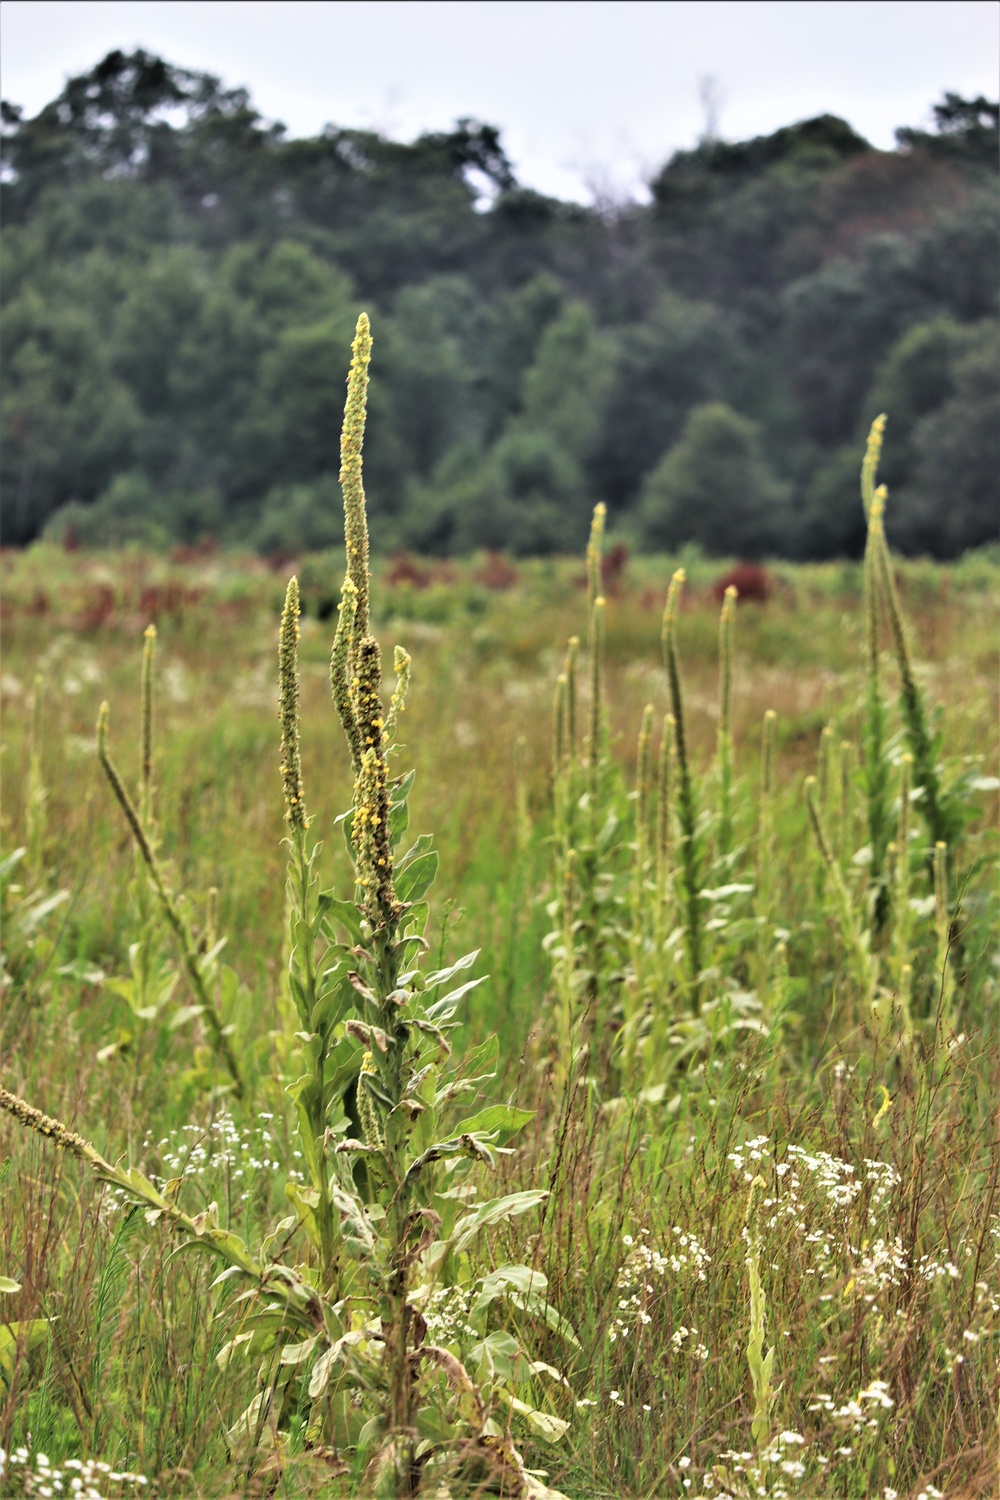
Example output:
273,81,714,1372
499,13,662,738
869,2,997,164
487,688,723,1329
423,949,480,990
319,894,365,945
396,832,434,870
424,975,486,1024
396,850,439,904
457,1105,534,1140
450,1190,547,1256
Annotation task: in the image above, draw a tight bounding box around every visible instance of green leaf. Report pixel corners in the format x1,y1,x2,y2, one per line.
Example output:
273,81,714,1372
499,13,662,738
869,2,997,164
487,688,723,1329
475,1265,548,1308
319,894,365,945
509,1397,570,1443
457,1105,535,1140
0,1278,21,1295
508,1291,581,1348
423,949,480,990
388,771,416,851
396,850,439,904
168,1004,205,1031
396,832,434,871
0,1319,49,1387
425,975,486,1024
450,1190,547,1257
279,1335,318,1366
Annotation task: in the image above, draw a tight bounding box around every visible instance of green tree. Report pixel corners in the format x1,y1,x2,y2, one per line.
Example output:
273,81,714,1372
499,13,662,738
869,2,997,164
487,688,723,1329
1,291,139,541
639,403,789,557
905,322,1000,556
592,292,741,509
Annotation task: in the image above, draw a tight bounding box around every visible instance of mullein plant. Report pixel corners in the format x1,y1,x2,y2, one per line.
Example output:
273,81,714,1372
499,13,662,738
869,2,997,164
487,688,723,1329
661,569,705,1013
547,506,630,1085
3,317,574,1499
802,417,982,1041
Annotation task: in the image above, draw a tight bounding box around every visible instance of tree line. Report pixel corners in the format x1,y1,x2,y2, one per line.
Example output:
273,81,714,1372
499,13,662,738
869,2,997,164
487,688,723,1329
2,51,997,557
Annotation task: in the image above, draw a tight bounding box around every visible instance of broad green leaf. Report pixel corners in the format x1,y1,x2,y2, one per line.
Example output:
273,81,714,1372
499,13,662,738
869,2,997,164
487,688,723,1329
450,1190,547,1256
388,771,416,851
0,1278,21,1294
508,1291,581,1348
474,1265,548,1310
0,1319,49,1387
457,1105,535,1140
395,850,439,904
280,1335,318,1366
396,832,434,871
509,1397,570,1443
319,894,365,945
423,949,480,990
424,975,486,1023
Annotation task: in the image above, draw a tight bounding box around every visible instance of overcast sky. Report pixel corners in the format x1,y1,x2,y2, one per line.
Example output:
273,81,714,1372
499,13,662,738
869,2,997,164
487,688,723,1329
2,1,997,202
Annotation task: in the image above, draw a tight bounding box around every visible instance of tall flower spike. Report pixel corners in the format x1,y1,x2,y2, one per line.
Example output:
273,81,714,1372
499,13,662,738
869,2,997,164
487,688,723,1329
662,570,689,784
718,585,737,854
352,635,395,926
553,673,568,767
565,636,579,756
331,574,362,770
636,703,654,839
586,502,606,613
279,577,308,832
861,413,887,519
589,595,606,776
719,585,737,741
383,644,412,746
341,313,373,650
657,712,675,875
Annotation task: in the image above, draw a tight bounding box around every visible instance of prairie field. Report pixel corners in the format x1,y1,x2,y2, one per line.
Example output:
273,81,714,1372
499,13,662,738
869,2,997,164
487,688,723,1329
1,519,998,1499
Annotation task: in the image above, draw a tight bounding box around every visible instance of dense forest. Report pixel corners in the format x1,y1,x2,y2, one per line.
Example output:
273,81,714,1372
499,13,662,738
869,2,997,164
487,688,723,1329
1,50,997,557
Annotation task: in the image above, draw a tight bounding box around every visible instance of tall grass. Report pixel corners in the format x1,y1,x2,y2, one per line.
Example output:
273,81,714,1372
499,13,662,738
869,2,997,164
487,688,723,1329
1,346,997,1499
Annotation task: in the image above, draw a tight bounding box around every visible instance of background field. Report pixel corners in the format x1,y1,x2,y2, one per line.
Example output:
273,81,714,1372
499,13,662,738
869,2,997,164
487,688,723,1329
1,537,998,1498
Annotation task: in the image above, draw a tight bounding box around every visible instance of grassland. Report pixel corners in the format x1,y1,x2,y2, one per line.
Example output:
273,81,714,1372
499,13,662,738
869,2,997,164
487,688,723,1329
1,533,998,1500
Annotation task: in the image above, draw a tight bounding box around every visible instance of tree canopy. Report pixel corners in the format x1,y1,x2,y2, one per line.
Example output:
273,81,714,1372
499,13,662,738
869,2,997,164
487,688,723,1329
2,51,997,556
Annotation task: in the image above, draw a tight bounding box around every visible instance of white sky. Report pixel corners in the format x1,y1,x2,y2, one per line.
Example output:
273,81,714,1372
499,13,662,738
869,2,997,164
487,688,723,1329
1,1,997,202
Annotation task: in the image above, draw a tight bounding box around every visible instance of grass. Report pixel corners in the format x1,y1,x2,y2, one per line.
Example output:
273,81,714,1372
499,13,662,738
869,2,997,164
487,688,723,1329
1,398,998,1495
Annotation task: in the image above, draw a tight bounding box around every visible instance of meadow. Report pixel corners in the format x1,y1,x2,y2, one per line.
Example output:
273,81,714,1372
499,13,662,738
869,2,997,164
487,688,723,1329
1,328,998,1499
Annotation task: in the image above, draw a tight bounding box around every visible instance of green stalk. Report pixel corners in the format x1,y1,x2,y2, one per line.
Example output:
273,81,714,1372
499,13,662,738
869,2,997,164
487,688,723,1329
871,496,955,851
565,635,579,761
891,754,915,1038
756,710,778,990
862,487,892,934
933,841,955,1034
805,775,877,1008
336,315,413,1461
717,585,737,857
662,569,703,1011
279,577,336,1278
656,712,675,911
631,704,654,958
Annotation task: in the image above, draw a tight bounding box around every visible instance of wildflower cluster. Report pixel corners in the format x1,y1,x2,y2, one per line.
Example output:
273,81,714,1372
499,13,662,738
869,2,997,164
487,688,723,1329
421,1283,477,1345
697,1386,901,1498
125,1112,303,1209
608,1227,711,1349
727,1138,901,1281
0,1447,147,1499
